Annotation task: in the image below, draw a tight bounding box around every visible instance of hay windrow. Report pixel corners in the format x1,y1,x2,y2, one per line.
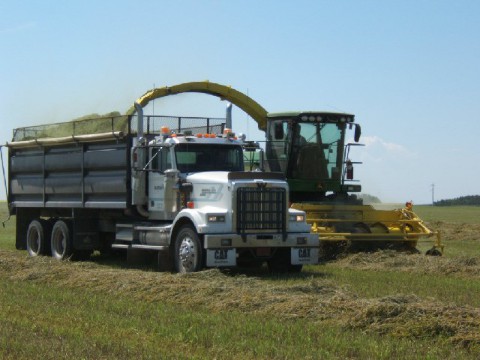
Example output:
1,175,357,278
1,249,479,347
428,221,480,242
334,251,480,278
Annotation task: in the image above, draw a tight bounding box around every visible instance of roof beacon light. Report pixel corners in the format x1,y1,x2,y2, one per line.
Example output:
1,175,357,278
161,126,170,140
161,126,170,134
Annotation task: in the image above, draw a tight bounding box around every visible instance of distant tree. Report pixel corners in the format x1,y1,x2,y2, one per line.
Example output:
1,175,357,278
434,195,480,206
359,194,382,204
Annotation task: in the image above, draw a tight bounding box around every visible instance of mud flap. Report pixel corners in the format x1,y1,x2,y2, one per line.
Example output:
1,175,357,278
206,248,237,267
291,247,319,265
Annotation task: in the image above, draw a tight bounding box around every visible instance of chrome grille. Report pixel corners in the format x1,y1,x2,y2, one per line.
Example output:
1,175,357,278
236,187,286,233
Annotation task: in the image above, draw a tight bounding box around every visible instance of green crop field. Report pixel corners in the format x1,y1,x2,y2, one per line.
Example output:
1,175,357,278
1,203,479,359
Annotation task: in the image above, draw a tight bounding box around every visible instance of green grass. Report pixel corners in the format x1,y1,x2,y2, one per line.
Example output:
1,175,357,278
0,203,15,251
312,265,480,307
415,205,480,224
0,277,474,360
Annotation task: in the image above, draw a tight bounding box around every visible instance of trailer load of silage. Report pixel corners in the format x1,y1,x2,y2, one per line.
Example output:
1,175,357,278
12,112,129,142
11,112,227,143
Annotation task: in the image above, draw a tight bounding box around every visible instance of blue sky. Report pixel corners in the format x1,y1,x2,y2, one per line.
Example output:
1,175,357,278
1,0,479,204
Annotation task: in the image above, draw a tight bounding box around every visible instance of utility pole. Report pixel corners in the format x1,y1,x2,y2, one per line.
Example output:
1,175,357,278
431,183,435,205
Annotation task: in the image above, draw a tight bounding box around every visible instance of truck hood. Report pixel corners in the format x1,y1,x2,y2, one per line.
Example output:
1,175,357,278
186,171,230,185
186,171,286,185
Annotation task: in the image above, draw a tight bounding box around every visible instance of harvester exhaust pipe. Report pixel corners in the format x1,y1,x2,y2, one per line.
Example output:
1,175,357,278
134,102,144,139
226,102,232,129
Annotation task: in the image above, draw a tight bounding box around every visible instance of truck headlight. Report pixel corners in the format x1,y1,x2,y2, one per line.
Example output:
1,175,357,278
289,214,305,222
208,215,226,223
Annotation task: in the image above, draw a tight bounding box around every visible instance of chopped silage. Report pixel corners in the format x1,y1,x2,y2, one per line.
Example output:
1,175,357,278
334,251,480,278
1,249,479,348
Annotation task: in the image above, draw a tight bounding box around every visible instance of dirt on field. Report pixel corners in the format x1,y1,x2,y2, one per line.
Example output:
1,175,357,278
1,246,479,349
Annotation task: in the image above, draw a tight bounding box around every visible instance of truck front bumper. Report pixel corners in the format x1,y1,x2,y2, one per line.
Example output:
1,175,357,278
204,232,318,248
203,232,319,267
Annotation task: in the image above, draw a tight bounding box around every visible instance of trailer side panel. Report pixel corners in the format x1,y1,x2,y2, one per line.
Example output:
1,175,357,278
9,139,130,211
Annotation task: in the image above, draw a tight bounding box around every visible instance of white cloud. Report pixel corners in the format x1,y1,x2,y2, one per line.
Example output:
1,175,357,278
360,135,416,157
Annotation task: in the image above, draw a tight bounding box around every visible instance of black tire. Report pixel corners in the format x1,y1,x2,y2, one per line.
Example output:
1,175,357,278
51,220,74,260
26,219,50,257
426,248,442,256
173,225,203,273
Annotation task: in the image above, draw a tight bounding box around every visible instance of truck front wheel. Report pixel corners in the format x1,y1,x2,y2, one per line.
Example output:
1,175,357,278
174,225,203,273
51,220,73,260
26,219,51,257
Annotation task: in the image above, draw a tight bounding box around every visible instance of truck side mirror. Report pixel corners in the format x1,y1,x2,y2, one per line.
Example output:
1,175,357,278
354,124,361,142
274,123,284,140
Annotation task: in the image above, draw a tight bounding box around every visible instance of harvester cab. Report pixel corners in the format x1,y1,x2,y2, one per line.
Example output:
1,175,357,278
264,112,362,203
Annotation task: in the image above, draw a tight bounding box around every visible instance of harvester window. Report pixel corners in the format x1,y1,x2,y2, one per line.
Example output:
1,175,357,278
295,145,329,180
288,122,344,181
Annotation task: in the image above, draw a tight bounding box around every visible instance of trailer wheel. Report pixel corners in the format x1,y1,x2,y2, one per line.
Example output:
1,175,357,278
26,220,50,257
174,225,203,273
51,220,73,260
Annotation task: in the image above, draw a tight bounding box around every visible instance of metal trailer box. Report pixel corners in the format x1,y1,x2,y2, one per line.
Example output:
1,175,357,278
8,139,130,211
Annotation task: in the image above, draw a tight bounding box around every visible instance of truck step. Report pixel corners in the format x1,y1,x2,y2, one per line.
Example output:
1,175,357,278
134,225,172,232
116,224,134,242
131,244,169,251
111,244,169,251
111,243,129,249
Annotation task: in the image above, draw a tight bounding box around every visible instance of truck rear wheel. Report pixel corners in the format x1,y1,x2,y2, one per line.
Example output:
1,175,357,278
174,225,203,273
51,220,73,260
26,219,51,257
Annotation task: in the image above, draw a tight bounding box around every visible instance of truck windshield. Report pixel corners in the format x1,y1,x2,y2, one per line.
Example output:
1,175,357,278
266,120,346,180
175,144,244,173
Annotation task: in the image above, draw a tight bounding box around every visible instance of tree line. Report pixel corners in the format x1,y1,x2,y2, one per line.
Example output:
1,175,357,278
434,195,480,206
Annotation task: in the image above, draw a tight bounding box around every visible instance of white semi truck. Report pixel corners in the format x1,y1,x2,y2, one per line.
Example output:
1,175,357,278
6,103,318,272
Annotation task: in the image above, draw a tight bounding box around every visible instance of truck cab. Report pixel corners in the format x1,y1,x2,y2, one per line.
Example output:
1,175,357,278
146,132,244,219
128,125,319,272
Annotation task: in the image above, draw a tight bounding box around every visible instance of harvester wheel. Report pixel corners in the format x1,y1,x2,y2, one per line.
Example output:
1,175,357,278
353,223,370,233
426,248,442,256
349,223,372,253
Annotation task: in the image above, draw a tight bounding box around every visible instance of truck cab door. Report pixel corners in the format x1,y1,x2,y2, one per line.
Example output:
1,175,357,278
148,146,172,213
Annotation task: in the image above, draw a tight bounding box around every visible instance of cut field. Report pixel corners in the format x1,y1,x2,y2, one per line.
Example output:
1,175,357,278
0,204,479,359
